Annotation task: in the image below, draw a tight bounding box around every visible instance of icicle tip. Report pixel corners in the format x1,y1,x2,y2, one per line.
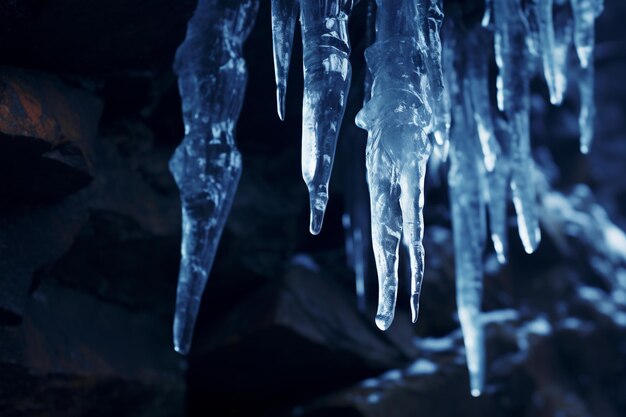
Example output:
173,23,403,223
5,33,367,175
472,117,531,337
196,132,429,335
276,84,287,121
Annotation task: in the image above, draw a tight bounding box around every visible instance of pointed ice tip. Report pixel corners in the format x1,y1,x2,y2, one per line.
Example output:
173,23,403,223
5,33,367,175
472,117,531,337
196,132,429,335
173,342,190,355
580,144,590,154
309,207,325,235
522,229,542,254
375,314,393,331
410,294,420,323
471,388,482,398
276,85,287,121
577,46,592,69
496,252,507,265
549,91,563,106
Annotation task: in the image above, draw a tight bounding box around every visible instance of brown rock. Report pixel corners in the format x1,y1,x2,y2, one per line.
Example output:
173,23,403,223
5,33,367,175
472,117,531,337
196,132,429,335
0,66,102,205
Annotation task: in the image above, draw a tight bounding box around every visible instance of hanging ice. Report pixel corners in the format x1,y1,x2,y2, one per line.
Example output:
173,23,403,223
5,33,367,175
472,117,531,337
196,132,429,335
553,2,574,102
169,0,605,399
342,0,377,313
493,0,541,254
526,0,562,104
571,0,603,153
170,0,258,355
445,18,490,397
300,0,354,234
466,28,498,173
466,25,509,263
271,0,299,120
356,0,434,331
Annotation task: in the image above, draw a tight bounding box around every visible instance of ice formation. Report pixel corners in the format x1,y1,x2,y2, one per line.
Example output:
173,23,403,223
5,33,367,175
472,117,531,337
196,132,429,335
171,0,604,396
271,0,355,234
170,0,258,355
355,0,434,330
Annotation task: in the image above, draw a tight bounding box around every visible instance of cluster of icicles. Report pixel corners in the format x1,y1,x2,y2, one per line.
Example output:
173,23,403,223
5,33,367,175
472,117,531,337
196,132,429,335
169,0,603,396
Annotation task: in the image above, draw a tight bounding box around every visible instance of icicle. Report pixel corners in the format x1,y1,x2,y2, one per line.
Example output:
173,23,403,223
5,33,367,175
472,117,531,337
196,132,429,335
553,2,574,100
170,0,259,355
482,0,493,28
271,0,299,120
356,0,433,330
487,118,512,264
443,15,489,395
578,62,595,154
466,24,509,263
466,27,498,172
493,0,541,254
423,0,445,101
423,0,450,147
300,0,354,235
571,0,603,153
570,0,602,69
343,0,377,312
529,0,561,104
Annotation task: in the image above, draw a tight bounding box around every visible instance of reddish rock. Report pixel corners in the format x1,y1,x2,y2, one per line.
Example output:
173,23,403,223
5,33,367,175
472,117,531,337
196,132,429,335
0,66,101,205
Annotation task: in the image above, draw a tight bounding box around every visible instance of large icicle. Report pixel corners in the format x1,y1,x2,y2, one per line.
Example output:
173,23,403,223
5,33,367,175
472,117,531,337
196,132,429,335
356,0,434,331
300,0,354,234
493,0,541,254
170,0,258,355
271,0,299,120
446,17,488,397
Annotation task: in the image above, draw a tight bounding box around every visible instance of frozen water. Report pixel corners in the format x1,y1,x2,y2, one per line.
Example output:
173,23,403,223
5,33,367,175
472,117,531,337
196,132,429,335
170,0,258,355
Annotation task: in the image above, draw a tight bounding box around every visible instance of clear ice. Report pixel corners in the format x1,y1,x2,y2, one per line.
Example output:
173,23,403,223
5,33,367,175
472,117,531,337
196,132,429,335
171,0,605,396
272,0,355,234
355,0,435,330
170,0,258,355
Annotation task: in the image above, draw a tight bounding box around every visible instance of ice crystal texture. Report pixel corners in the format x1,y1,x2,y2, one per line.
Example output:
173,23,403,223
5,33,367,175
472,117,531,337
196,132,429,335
170,0,258,355
171,0,604,396
355,0,435,331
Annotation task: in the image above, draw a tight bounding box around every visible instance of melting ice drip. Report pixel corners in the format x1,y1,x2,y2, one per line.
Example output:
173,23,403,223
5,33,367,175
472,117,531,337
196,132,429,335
171,0,603,395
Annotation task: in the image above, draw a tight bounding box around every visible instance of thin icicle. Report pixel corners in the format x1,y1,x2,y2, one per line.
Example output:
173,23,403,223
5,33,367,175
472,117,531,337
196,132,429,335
356,0,433,330
578,62,595,154
170,0,259,355
300,0,354,235
449,75,488,398
482,0,493,28
553,2,574,100
467,27,498,172
571,0,603,153
343,0,377,312
493,0,541,254
570,0,601,69
423,0,450,147
530,0,561,104
271,0,299,120
466,24,509,263
487,118,512,264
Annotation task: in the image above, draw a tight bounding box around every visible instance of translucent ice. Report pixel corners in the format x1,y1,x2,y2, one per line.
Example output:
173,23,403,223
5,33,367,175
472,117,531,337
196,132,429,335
493,0,541,254
356,0,433,330
571,0,603,153
527,0,561,104
301,0,354,234
446,21,488,397
271,0,299,120
170,0,258,355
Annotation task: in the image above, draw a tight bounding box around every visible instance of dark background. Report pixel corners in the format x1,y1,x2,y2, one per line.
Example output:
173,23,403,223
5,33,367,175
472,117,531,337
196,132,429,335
1,0,626,416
